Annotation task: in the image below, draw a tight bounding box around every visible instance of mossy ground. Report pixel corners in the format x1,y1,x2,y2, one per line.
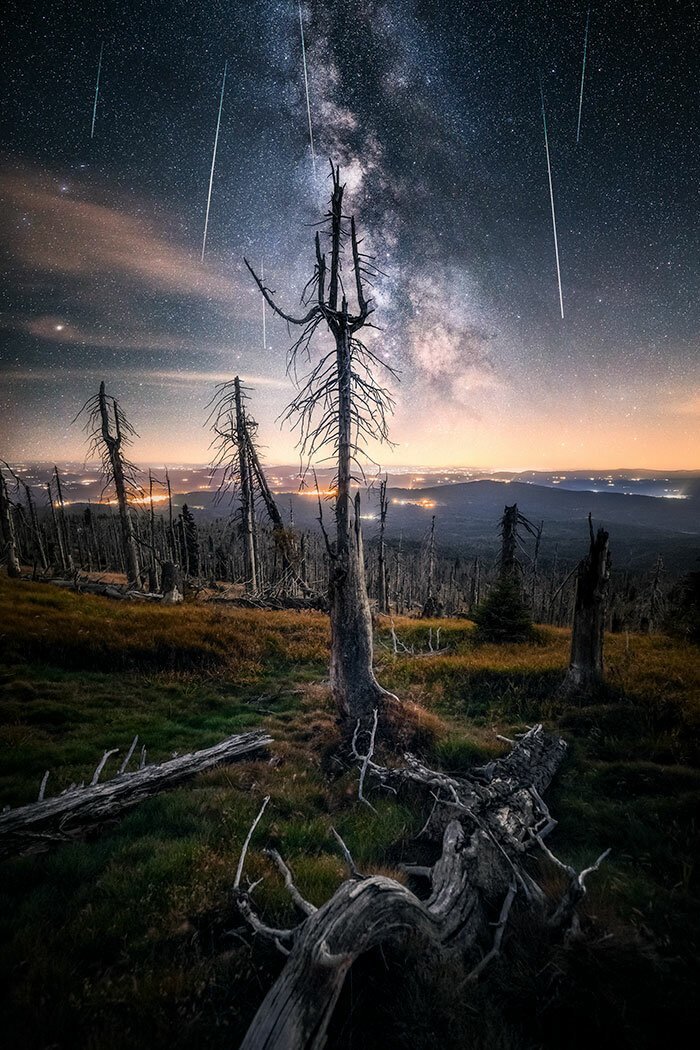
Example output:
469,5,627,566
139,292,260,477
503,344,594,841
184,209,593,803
1,576,698,1048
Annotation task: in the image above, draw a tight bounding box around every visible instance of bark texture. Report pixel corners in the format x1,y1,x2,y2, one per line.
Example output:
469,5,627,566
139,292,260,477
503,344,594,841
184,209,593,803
0,470,21,577
0,730,270,859
97,381,142,589
329,494,395,725
564,516,610,694
236,726,576,1050
244,164,396,732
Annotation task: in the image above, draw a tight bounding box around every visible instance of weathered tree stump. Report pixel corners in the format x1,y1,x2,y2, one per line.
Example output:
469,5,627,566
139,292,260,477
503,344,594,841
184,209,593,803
161,560,184,603
563,515,610,695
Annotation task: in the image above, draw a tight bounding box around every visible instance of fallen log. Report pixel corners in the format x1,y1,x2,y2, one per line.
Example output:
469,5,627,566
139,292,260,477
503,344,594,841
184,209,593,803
209,594,328,612
0,730,271,860
234,725,608,1050
38,576,163,601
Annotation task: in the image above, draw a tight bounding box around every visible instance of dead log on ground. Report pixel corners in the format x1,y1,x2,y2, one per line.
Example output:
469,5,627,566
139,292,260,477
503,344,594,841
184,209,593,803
209,594,328,612
234,725,607,1049
0,730,271,860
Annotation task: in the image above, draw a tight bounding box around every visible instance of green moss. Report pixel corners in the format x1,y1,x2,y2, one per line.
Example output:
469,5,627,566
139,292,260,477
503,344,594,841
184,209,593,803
0,576,698,1050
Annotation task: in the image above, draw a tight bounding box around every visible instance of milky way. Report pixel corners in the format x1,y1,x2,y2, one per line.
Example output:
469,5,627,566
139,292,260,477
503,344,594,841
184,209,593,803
0,1,698,469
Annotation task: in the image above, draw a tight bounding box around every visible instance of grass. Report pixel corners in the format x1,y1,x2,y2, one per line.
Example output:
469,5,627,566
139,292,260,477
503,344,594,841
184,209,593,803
1,575,699,1048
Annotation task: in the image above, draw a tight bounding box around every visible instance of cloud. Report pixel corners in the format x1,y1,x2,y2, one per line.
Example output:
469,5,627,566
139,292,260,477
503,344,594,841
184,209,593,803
12,314,253,358
0,365,290,390
0,163,241,306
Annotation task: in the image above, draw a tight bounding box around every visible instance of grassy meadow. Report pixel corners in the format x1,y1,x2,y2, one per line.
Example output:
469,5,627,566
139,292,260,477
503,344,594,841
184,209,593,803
1,574,699,1049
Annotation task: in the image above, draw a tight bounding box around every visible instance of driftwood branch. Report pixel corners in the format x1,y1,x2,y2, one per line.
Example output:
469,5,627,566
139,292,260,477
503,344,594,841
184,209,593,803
0,731,271,859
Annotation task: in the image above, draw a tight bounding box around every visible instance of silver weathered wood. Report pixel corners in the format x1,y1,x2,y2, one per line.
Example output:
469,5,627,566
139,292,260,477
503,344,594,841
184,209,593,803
0,730,271,859
236,726,574,1050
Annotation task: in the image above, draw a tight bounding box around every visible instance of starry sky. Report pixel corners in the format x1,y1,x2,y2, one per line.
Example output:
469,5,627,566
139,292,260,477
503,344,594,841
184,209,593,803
1,0,698,470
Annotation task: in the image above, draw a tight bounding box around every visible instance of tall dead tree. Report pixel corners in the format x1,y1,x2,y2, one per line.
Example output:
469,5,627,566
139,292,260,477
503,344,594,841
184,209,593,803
563,515,610,695
46,481,67,572
0,467,21,577
53,466,73,572
210,377,316,598
501,503,519,578
377,477,389,614
245,163,397,730
473,503,538,642
209,378,268,594
233,378,259,591
1,463,47,571
75,382,142,589
422,514,439,617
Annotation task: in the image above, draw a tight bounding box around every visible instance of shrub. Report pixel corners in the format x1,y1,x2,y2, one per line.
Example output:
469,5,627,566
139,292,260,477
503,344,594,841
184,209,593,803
472,576,534,643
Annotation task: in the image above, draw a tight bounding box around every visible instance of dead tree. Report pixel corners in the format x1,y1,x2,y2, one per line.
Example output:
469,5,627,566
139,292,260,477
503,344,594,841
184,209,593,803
473,504,538,641
641,554,664,633
75,382,142,589
563,515,610,695
501,503,519,578
377,477,389,614
234,725,608,1049
422,514,439,617
209,378,314,597
53,466,74,572
0,730,270,859
0,467,21,577
146,470,160,591
245,163,397,731
234,378,259,591
469,556,481,612
209,377,259,592
2,464,48,571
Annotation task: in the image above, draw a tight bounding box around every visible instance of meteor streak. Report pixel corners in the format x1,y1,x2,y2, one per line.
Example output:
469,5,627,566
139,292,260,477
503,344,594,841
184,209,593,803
90,41,104,139
201,60,227,263
261,257,267,349
576,7,591,144
540,84,564,319
298,2,316,176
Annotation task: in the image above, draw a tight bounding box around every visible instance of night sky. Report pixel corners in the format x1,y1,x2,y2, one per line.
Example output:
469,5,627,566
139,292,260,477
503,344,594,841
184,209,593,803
1,0,698,469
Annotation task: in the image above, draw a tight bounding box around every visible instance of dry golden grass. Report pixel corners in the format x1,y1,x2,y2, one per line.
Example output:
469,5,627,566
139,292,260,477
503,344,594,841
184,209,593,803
1,577,699,1050
0,575,329,677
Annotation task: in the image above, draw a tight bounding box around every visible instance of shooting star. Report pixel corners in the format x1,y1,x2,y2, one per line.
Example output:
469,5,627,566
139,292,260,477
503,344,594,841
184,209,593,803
90,41,104,139
201,60,227,263
261,257,267,349
298,2,316,176
540,84,564,319
576,7,591,144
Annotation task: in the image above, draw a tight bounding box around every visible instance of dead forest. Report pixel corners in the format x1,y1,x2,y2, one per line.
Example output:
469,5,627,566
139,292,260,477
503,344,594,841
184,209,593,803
1,165,698,1050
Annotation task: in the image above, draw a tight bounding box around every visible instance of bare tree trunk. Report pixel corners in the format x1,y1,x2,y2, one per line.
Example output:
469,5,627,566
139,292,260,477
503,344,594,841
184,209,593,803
564,516,610,695
377,478,389,613
469,556,481,612
0,471,21,577
423,514,438,617
0,730,270,860
245,165,396,731
47,482,67,572
501,503,518,578
16,478,48,571
53,466,74,572
329,309,393,726
97,382,141,588
233,377,258,593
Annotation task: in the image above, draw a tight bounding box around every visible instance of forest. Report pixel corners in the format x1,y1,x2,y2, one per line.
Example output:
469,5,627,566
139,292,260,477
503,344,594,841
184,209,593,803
1,160,699,1050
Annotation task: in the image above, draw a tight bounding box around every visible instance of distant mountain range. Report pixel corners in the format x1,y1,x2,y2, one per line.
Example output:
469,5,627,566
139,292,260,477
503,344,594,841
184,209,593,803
13,464,700,573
